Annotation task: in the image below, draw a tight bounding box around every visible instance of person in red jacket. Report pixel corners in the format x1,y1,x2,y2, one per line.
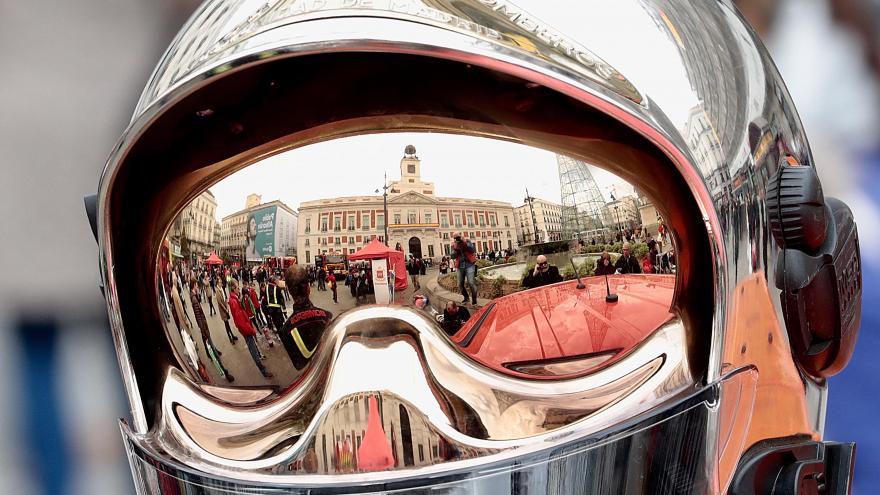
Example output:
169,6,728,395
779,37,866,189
327,271,337,303
247,282,275,348
229,279,273,378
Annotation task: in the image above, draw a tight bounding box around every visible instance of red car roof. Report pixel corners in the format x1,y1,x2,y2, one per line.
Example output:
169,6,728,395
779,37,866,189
451,274,676,379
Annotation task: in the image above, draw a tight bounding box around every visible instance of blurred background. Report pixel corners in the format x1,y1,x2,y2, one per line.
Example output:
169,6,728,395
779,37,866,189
0,0,876,493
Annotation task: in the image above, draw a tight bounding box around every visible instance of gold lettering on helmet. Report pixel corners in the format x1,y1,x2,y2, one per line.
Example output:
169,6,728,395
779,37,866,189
218,0,639,102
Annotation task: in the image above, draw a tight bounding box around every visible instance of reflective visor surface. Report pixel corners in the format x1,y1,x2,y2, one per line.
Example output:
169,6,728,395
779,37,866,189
124,370,759,494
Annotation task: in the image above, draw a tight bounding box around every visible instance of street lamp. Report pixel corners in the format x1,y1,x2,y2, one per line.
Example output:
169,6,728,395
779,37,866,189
375,171,389,246
524,188,540,244
609,192,623,234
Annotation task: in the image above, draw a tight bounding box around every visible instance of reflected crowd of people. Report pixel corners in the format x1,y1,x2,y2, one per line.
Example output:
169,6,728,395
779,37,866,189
158,214,676,389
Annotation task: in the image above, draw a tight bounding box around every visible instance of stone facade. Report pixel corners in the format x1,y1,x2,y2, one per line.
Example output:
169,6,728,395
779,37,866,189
170,190,218,258
297,148,517,264
514,197,563,245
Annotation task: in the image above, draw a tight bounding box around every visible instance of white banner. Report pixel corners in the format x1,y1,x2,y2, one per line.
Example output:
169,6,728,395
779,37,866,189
372,259,390,304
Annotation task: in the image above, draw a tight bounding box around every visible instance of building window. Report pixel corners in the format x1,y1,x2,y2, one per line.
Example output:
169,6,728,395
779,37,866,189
454,215,461,228
504,216,510,227
428,245,434,257
442,232,448,240
335,237,341,245
440,214,448,228
349,237,354,245
407,164,416,174
418,444,424,463
425,213,432,223
334,218,341,231
321,219,328,232
350,248,355,254
348,215,355,230
466,214,473,226
362,214,370,230
478,214,485,226
408,179,414,183
305,251,311,263
444,244,450,255
305,238,310,246
377,214,384,228
407,212,417,224
394,214,401,224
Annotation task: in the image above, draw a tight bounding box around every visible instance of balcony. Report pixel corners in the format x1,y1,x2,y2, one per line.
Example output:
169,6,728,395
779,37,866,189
388,222,440,230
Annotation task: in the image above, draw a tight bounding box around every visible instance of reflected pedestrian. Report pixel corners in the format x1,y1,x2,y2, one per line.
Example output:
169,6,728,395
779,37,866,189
216,284,238,344
450,232,478,306
190,280,234,382
228,279,273,378
280,266,333,370
594,251,615,276
328,271,338,303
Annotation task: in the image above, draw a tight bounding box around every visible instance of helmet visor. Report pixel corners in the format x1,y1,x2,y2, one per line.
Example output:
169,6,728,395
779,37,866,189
122,368,757,494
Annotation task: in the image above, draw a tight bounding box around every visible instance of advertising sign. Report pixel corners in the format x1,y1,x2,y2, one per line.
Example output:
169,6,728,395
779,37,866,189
372,259,390,304
245,205,277,262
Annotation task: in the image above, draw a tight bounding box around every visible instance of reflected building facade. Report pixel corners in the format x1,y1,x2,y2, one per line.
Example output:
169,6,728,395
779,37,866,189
168,190,219,261
601,195,639,232
646,1,744,170
219,194,298,262
514,197,563,245
297,148,517,264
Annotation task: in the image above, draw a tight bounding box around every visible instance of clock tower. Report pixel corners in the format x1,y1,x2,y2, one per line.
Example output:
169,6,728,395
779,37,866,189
389,145,434,195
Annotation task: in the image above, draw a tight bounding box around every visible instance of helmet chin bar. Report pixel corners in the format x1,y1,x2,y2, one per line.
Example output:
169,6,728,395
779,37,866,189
157,308,687,470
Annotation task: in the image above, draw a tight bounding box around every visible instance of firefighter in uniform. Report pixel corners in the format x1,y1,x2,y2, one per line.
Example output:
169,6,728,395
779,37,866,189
264,275,287,335
280,266,332,370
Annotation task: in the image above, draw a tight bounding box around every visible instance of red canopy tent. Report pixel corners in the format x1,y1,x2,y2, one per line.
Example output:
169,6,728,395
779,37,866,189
205,251,223,265
356,395,395,471
348,239,407,290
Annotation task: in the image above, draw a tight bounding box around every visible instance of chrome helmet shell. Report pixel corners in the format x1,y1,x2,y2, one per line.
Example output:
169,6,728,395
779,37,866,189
93,1,862,493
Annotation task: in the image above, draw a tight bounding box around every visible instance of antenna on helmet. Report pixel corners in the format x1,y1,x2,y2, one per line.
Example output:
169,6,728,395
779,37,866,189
604,274,618,303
